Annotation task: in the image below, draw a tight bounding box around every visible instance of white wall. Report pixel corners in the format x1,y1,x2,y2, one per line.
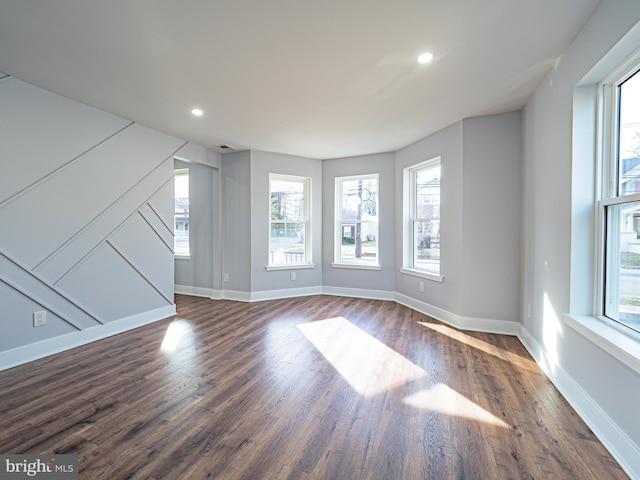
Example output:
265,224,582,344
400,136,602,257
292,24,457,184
0,77,183,368
322,153,396,295
393,113,521,331
249,151,323,295
521,1,640,476
221,151,252,295
175,142,221,170
461,112,521,322
395,121,465,315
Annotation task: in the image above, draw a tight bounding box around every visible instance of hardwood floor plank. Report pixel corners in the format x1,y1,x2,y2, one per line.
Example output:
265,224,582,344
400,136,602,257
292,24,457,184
0,295,629,479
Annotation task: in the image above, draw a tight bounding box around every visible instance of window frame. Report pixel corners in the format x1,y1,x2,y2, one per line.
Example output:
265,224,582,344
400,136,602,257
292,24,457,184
173,168,190,259
401,156,443,282
596,55,640,333
267,173,313,270
332,173,380,270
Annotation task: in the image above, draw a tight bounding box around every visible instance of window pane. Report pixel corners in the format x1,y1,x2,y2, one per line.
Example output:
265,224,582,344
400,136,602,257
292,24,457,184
618,69,640,195
270,222,305,265
416,165,441,218
340,178,378,221
174,171,189,256
271,179,305,222
605,201,640,332
409,159,441,274
413,219,440,272
340,222,378,263
335,175,379,265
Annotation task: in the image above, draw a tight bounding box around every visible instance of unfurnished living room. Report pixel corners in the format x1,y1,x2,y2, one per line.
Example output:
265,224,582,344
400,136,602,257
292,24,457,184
1,1,640,479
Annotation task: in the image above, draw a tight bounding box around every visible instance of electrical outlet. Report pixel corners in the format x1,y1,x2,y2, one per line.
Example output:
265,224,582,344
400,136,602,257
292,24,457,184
290,271,296,281
527,303,532,319
223,273,229,282
419,281,425,293
33,311,47,327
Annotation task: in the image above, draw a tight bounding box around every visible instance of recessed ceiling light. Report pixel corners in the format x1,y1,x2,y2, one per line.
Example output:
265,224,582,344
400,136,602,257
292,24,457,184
417,52,434,64
191,108,204,117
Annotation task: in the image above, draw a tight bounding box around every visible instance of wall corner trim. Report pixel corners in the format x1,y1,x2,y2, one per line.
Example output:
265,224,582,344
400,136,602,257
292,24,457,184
0,304,176,372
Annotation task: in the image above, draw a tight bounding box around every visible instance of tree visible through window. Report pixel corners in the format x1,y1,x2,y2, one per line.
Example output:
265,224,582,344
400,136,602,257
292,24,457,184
174,169,189,257
335,175,379,266
602,64,640,332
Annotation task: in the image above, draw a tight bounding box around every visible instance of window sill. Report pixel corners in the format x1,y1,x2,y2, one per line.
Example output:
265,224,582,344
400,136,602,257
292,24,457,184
564,313,640,375
400,268,443,283
332,263,381,271
265,263,315,271
175,255,191,260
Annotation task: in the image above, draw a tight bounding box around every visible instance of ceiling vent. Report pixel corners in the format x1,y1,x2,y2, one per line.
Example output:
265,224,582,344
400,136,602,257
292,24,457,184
214,144,239,154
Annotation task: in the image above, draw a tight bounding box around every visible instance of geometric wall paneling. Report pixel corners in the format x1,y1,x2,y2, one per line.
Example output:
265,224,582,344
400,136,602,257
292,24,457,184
0,123,185,270
0,75,178,369
147,175,175,235
57,243,170,323
0,252,100,331
34,158,177,286
108,213,174,303
0,280,77,351
0,77,130,205
139,200,173,252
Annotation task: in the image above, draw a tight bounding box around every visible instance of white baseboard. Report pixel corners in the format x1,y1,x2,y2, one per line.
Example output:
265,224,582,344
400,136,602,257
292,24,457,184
220,289,252,302
174,284,215,298
189,286,518,336
395,292,461,327
0,304,176,372
518,326,640,480
323,286,395,301
250,286,323,302
394,293,521,335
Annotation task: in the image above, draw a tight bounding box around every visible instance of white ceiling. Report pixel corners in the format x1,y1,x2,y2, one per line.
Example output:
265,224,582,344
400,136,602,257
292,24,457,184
0,0,600,159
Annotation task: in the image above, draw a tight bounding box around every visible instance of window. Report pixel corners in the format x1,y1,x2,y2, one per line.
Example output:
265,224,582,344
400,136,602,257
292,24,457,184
334,174,379,267
600,63,640,333
403,157,441,278
174,169,190,257
269,174,311,267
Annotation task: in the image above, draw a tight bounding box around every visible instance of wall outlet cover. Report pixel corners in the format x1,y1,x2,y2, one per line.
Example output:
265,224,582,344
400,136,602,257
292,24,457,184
33,311,47,327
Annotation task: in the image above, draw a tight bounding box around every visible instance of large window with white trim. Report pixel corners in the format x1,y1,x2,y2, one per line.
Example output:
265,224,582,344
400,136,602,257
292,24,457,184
600,61,640,333
404,157,441,277
269,174,311,267
334,174,379,267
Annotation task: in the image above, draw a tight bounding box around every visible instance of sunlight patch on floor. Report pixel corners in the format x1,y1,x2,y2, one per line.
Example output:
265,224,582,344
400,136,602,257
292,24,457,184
297,317,427,396
417,322,537,372
161,319,194,353
403,383,510,428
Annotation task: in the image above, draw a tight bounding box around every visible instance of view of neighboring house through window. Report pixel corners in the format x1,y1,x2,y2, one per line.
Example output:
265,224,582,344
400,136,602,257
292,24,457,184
405,157,441,276
335,174,379,266
174,169,189,257
269,174,310,267
602,64,640,332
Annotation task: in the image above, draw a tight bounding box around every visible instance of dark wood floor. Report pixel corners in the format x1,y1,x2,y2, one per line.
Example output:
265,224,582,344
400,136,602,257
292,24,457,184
0,295,627,479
